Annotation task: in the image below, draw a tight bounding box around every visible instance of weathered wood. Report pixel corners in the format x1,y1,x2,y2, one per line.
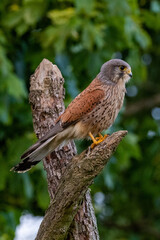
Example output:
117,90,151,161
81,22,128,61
29,59,99,239
36,130,127,240
67,189,100,240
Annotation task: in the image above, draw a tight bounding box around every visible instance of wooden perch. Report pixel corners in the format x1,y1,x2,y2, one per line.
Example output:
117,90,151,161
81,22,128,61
29,59,127,240
36,130,127,240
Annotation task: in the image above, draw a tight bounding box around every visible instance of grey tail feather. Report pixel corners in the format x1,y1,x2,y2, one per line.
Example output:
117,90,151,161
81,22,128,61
21,121,63,160
10,121,64,173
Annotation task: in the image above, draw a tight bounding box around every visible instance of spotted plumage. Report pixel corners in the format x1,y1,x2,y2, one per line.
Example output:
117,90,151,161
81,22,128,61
11,59,132,173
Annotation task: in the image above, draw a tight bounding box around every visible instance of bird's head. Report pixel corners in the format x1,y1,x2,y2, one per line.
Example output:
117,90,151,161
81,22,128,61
98,59,132,84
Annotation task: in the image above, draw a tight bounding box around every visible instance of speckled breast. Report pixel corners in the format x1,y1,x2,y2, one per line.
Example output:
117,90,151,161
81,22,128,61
82,84,125,136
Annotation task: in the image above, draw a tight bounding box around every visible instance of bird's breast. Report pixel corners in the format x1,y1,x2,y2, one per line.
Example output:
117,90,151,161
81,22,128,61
80,85,125,136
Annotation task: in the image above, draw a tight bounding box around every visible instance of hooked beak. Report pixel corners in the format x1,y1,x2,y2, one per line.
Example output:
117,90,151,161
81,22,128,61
126,68,132,78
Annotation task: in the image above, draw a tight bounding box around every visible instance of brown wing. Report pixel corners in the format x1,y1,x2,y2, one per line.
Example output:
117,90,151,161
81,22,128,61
59,78,105,127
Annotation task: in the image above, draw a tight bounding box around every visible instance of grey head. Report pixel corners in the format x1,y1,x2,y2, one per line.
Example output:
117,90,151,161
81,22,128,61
98,59,132,84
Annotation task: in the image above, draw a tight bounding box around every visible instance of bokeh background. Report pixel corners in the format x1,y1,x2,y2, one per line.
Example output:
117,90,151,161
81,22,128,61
0,0,160,239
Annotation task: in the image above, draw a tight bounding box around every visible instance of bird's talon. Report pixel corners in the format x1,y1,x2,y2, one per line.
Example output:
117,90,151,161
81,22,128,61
95,137,100,141
90,133,109,149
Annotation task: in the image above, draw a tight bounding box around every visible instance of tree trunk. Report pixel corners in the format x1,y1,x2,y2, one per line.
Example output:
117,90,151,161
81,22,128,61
29,59,100,239
35,130,127,240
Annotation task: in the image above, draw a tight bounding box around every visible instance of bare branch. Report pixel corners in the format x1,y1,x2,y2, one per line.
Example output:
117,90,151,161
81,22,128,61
36,130,127,240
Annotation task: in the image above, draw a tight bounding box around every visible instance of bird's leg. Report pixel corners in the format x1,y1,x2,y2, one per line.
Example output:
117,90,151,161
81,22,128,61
89,132,108,149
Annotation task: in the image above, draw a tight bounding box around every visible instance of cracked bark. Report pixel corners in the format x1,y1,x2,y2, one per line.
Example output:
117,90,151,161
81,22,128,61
29,59,101,239
36,130,127,240
29,59,127,239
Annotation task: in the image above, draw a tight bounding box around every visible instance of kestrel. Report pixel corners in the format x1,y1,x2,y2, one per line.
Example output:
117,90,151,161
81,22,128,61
11,59,132,173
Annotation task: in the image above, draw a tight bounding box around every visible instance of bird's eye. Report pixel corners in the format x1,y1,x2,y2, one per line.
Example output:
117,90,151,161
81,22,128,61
119,66,125,71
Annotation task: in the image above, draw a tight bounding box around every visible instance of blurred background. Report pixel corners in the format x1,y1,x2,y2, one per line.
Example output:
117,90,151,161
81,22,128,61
0,0,160,239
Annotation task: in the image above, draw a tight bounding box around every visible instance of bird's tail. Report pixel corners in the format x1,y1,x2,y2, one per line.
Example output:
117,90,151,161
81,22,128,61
10,122,64,173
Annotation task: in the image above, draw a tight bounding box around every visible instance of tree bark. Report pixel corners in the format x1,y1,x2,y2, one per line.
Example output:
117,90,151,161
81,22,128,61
29,59,100,239
36,130,127,240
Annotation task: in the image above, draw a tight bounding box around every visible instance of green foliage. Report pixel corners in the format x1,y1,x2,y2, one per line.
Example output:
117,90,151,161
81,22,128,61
0,0,160,239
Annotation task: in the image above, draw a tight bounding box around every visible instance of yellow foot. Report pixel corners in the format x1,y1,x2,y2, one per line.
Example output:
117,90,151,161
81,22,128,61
89,132,108,149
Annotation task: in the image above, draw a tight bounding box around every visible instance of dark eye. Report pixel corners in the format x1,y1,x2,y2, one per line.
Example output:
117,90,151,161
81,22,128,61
119,66,125,71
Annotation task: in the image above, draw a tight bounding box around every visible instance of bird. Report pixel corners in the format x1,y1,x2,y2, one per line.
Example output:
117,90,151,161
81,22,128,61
11,59,132,173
